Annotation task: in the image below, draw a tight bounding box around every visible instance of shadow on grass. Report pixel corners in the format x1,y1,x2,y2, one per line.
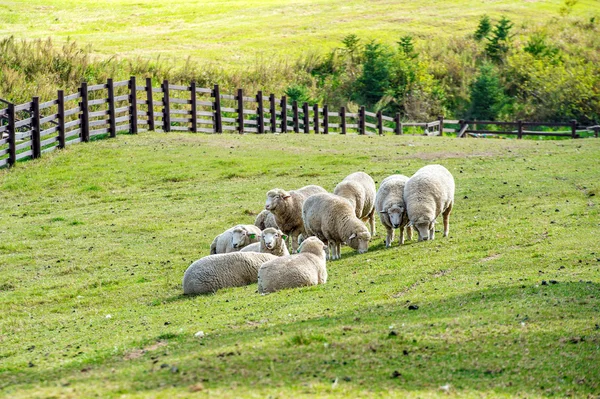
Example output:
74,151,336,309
4,282,599,397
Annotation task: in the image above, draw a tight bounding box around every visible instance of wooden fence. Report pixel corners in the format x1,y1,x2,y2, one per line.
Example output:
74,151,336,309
0,76,597,169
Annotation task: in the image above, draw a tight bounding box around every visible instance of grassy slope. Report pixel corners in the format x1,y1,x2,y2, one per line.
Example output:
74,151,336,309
0,132,598,398
1,0,598,64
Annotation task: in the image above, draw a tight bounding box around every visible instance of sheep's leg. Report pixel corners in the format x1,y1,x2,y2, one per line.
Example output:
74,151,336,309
429,225,435,241
442,202,453,238
326,243,333,260
368,209,376,236
385,226,394,248
336,242,341,260
406,225,414,241
291,231,300,252
398,226,404,245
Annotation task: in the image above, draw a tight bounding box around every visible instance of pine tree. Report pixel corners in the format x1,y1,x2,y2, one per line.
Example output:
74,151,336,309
356,41,392,106
485,16,513,63
397,35,416,58
474,15,492,41
468,64,506,120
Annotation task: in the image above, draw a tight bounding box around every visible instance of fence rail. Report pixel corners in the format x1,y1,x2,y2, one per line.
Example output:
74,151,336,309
0,77,598,169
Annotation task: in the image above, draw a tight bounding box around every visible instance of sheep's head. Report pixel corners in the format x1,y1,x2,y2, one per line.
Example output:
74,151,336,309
347,230,371,253
261,228,286,251
381,204,404,229
265,189,290,213
231,226,250,249
411,217,434,241
299,236,327,257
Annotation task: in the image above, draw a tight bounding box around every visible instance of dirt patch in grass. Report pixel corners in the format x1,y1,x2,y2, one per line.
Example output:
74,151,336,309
123,341,167,360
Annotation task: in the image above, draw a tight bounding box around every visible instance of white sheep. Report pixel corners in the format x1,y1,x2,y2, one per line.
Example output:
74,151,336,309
404,164,455,241
209,224,262,254
254,209,278,230
239,227,290,257
333,172,377,235
182,252,277,295
302,192,371,260
257,236,328,294
375,174,413,247
264,185,327,253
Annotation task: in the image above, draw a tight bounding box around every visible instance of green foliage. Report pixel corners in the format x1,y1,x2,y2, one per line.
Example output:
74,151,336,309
474,15,492,41
467,64,507,120
284,84,313,104
524,32,560,60
397,35,416,59
485,16,514,63
355,41,393,106
559,0,579,16
341,34,362,64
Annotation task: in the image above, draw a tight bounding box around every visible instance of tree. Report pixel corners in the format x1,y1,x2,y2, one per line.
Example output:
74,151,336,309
355,41,392,106
485,16,513,63
474,15,492,41
397,35,416,58
467,64,507,120
284,84,312,104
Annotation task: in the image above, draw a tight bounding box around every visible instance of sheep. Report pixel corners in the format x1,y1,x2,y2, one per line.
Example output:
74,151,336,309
375,174,414,247
257,236,328,294
239,227,290,256
264,185,327,253
254,209,278,230
333,172,377,235
209,224,262,254
404,164,455,242
302,192,371,260
182,252,277,295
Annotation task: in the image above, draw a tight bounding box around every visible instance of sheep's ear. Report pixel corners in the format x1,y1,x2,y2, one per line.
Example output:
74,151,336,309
379,209,387,214
348,233,356,240
282,234,288,241
283,195,291,199
407,221,413,227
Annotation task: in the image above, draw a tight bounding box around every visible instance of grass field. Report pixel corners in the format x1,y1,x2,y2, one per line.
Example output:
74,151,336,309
1,0,598,65
0,132,599,398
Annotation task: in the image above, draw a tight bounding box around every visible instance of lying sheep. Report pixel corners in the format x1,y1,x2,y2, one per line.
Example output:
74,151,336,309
375,174,413,247
265,185,327,252
404,164,455,241
240,227,290,256
254,210,278,230
333,172,377,235
183,252,277,295
257,236,328,294
302,192,371,260
209,224,262,254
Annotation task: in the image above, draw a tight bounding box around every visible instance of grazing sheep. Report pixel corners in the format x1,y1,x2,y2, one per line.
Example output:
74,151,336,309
375,174,413,247
240,227,290,257
264,185,327,252
257,236,328,294
254,209,278,230
209,224,262,254
333,172,377,235
183,252,277,295
302,192,371,260
404,164,455,241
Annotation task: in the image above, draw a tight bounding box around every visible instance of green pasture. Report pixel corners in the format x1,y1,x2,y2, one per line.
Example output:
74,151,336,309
0,132,598,398
1,0,597,64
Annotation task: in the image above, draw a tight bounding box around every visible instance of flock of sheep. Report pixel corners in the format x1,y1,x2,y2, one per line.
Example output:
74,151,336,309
182,164,455,295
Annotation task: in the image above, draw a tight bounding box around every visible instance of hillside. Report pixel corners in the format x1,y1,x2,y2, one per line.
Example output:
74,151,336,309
0,133,598,398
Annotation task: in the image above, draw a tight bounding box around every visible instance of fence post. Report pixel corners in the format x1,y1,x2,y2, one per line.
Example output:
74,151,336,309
571,119,577,139
129,76,138,134
303,102,310,134
256,91,264,134
595,127,599,138
57,90,65,148
292,101,299,133
359,106,366,135
340,106,346,135
162,80,170,132
323,105,329,134
517,120,523,139
190,81,197,133
213,84,222,133
146,78,155,132
7,103,16,166
281,95,287,133
237,88,244,134
32,97,41,159
394,113,401,135
107,79,116,138
438,115,444,136
377,111,383,136
270,94,277,133
80,81,89,142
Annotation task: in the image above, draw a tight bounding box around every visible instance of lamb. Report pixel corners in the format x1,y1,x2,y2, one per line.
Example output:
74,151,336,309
404,164,455,241
302,192,371,260
209,224,262,254
333,172,377,235
257,236,328,294
254,210,278,230
264,185,327,252
240,227,290,257
182,252,277,295
375,174,414,247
